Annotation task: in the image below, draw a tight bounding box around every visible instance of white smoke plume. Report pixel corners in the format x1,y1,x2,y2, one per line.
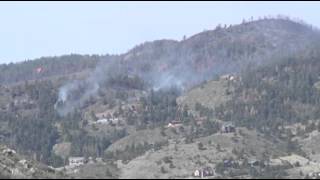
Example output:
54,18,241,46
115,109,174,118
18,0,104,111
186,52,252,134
54,18,320,116
55,79,100,116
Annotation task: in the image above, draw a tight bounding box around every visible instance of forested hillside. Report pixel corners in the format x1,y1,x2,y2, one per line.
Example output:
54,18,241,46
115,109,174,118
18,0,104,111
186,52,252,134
2,17,320,178
216,45,320,142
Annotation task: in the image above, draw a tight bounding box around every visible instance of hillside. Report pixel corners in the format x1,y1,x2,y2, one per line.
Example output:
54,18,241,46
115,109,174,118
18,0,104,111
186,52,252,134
177,78,233,113
116,18,320,90
0,144,66,179
118,127,287,179
1,18,319,89
1,17,320,179
0,54,101,85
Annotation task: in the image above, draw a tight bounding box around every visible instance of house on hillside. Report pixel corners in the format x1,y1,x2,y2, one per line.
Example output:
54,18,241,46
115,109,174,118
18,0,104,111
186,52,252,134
223,159,238,168
221,122,236,133
220,74,238,82
87,157,95,164
91,116,121,126
95,110,114,120
309,172,320,179
193,169,202,177
193,167,215,178
220,74,232,80
18,159,31,169
2,148,16,156
96,119,109,124
68,157,85,167
248,159,265,167
203,166,215,177
167,120,183,128
195,117,207,125
96,157,104,163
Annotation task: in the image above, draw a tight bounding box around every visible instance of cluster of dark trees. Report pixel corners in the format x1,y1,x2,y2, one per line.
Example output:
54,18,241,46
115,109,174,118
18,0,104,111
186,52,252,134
106,74,146,90
3,80,62,166
138,87,181,127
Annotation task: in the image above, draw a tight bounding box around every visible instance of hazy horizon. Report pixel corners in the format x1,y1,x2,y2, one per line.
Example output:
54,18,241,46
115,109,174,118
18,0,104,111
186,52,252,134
1,1,320,63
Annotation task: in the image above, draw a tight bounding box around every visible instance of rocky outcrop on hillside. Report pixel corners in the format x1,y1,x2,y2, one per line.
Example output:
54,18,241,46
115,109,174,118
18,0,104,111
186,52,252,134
0,145,66,179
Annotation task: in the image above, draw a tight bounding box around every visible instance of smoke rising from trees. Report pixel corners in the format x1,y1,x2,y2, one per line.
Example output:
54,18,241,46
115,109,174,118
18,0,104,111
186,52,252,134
54,17,320,116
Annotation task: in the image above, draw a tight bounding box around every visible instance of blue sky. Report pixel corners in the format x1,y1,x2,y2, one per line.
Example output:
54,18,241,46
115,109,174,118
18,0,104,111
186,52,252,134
0,1,320,63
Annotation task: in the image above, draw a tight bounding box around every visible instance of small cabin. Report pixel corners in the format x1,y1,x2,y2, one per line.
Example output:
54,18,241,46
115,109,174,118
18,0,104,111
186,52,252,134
2,148,16,156
96,119,109,124
223,159,240,168
96,157,104,163
193,167,215,178
69,157,85,167
220,74,235,81
87,157,95,164
248,159,265,168
309,172,320,178
93,117,121,126
195,117,207,125
18,159,31,169
202,167,214,177
248,160,260,167
167,121,183,128
221,122,236,133
193,169,201,177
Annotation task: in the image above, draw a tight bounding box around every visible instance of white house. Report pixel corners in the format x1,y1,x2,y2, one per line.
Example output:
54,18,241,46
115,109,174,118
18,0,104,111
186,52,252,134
193,169,202,177
220,74,237,82
96,119,109,124
18,159,31,169
93,118,120,125
221,122,236,133
167,122,182,128
68,157,85,167
2,148,16,156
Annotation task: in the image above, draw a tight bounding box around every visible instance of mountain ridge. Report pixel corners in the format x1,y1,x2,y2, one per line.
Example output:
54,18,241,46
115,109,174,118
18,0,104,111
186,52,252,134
1,17,320,87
